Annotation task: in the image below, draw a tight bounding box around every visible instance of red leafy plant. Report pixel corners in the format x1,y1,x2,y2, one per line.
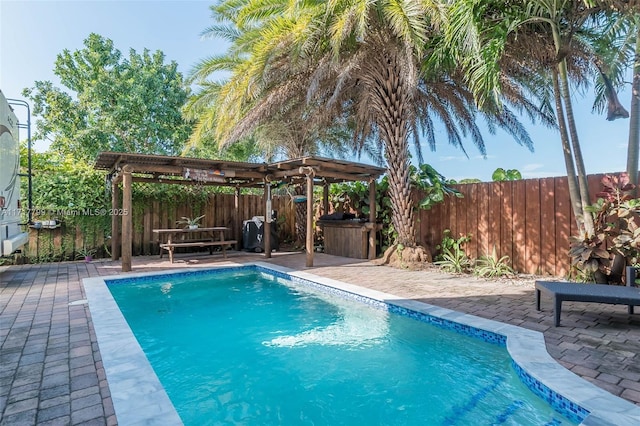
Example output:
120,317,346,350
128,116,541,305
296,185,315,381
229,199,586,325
570,173,640,284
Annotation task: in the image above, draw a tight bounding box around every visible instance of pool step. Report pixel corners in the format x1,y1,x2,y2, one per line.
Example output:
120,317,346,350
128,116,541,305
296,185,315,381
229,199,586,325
441,375,503,425
492,400,524,424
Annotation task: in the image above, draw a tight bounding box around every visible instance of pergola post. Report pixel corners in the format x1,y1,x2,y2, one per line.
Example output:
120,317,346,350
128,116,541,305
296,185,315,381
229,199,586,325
234,186,241,251
111,178,121,261
301,168,315,267
264,181,272,259
368,178,377,260
121,166,133,272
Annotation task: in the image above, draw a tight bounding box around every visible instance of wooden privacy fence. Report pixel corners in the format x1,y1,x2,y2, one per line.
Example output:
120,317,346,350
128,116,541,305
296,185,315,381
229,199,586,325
416,173,614,277
26,171,617,275
27,193,295,260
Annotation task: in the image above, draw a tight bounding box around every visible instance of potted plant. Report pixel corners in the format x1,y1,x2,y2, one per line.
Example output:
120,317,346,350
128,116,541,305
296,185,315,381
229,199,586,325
176,214,205,230
76,247,96,263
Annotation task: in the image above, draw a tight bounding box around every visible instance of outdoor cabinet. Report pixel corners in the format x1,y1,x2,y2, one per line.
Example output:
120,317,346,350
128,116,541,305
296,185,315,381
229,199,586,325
319,220,371,259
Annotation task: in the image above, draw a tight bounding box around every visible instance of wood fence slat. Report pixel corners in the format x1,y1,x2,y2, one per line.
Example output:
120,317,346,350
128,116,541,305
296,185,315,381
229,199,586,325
427,193,442,257
540,177,556,276
488,182,502,259
441,192,451,246
477,183,489,257
555,176,571,277
588,173,604,200
455,186,466,249
466,184,478,260
525,179,541,274
500,181,514,269
143,203,152,255
512,180,527,273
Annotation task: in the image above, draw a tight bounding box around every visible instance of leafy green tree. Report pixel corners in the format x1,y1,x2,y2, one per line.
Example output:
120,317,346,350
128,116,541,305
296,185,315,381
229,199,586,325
492,167,522,181
23,33,192,161
411,164,463,210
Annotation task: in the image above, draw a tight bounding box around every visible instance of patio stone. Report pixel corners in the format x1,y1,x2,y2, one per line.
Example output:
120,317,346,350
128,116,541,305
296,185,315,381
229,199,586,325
597,372,623,385
0,408,37,426
3,397,38,416
39,385,70,401
70,403,104,424
71,393,102,411
37,415,71,426
39,395,70,410
36,402,70,423
622,388,640,405
1,252,639,424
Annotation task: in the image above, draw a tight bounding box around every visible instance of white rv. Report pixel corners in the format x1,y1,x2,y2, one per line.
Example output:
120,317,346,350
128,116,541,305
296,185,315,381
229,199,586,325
0,90,28,256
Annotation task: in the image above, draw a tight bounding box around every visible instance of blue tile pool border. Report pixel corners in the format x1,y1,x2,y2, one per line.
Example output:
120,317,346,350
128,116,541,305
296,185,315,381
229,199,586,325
85,262,640,426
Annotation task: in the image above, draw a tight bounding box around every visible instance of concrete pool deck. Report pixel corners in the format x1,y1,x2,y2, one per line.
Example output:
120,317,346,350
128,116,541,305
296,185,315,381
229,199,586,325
1,251,639,425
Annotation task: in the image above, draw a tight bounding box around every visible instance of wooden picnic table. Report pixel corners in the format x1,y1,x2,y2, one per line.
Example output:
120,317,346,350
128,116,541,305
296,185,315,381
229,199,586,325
152,227,237,263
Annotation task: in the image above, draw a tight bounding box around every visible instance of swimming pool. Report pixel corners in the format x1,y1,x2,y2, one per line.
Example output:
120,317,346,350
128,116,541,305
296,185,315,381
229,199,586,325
83,263,640,425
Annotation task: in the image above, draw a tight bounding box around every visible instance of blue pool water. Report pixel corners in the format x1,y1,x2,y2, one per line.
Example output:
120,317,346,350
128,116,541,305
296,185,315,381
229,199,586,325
107,269,579,425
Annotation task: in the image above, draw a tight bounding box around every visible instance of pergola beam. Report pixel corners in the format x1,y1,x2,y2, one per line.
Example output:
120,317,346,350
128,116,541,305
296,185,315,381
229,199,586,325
129,176,263,188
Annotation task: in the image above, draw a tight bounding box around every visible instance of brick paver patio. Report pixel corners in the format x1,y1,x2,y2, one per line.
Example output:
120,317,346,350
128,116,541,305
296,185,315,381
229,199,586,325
1,252,639,425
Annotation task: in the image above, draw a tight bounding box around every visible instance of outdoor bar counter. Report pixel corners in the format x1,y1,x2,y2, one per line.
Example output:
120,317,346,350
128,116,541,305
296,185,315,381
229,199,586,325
318,219,380,260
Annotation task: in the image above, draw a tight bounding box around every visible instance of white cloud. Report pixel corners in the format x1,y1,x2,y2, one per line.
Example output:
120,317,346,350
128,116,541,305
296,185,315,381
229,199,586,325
438,155,468,162
521,163,544,172
518,163,567,179
521,170,566,179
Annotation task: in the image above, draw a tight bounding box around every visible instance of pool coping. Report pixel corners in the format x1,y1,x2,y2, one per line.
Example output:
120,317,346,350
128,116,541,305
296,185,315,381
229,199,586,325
82,262,640,426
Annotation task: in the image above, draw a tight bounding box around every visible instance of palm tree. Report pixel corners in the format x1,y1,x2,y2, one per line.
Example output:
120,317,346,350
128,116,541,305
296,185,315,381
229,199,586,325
443,0,603,235
521,1,601,236
190,0,552,262
590,2,639,196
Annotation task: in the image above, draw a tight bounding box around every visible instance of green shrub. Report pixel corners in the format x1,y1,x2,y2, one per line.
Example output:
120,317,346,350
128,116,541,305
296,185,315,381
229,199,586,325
474,247,514,278
434,246,473,273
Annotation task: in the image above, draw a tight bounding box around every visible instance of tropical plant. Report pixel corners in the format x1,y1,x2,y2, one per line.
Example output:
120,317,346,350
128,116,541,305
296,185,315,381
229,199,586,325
434,246,473,274
76,247,96,260
571,173,640,283
474,247,515,278
411,164,463,210
434,229,472,262
23,33,192,161
176,214,205,229
569,233,611,282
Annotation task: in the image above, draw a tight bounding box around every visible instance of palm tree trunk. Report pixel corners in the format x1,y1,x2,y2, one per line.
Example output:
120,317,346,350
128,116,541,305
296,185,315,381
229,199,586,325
552,69,584,232
627,26,640,197
369,52,415,247
558,58,595,236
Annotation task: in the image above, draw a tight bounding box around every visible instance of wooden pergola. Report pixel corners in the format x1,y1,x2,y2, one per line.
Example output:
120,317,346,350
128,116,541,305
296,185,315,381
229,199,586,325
94,152,385,272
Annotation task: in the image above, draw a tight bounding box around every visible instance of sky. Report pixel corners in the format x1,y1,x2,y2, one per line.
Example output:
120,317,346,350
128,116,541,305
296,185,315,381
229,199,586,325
0,0,632,182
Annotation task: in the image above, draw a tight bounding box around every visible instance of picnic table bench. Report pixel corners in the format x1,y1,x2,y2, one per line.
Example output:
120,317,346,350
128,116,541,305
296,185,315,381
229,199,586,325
153,227,237,263
535,279,640,327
